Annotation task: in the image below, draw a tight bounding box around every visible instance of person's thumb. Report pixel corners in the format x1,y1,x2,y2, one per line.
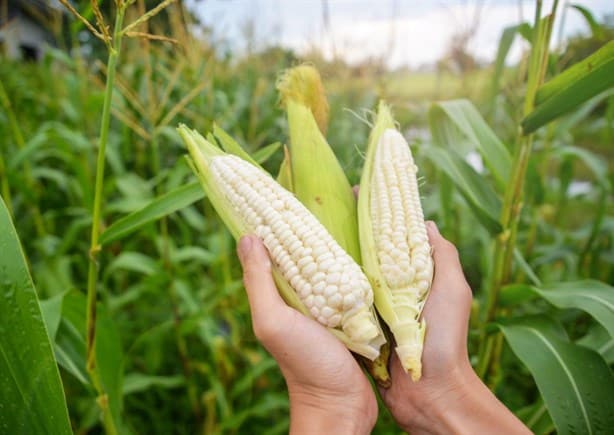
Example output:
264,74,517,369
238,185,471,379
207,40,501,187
237,235,288,341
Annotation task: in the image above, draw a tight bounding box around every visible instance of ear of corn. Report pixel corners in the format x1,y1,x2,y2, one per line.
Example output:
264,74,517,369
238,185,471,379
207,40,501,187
277,66,390,385
277,66,361,263
179,125,385,360
358,102,434,381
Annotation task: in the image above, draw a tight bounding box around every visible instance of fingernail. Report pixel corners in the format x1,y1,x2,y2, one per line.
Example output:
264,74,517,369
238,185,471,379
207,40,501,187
426,220,440,234
238,236,253,259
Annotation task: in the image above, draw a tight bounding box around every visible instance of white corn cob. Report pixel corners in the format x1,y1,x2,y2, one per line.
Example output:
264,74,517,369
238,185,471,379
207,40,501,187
370,129,433,308
179,126,385,360
359,105,434,380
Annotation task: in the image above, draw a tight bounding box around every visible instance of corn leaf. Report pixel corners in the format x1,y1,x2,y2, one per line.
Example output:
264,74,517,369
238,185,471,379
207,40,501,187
122,373,185,395
523,41,614,133
490,23,531,98
0,197,72,435
552,145,611,190
100,181,205,245
499,316,614,435
577,324,614,364
57,292,124,430
501,280,614,337
252,141,282,164
570,4,605,40
421,146,502,234
517,399,555,435
429,99,511,189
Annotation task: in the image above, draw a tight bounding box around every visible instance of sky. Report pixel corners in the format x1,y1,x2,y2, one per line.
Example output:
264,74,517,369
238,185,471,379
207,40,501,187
187,0,613,68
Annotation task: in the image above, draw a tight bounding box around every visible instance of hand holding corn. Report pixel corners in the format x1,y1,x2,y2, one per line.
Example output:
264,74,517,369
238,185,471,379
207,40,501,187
237,234,377,435
380,222,531,435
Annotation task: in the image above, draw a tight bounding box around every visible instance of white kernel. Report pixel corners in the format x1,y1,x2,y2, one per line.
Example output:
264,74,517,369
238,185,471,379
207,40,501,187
312,244,328,258
329,313,342,326
304,294,314,308
302,262,318,278
298,283,311,298
313,281,326,294
288,239,302,253
343,294,356,309
329,293,342,308
297,256,314,269
321,306,335,319
314,295,326,308
312,272,326,283
319,258,335,271
326,273,340,285
324,285,338,297
290,275,301,289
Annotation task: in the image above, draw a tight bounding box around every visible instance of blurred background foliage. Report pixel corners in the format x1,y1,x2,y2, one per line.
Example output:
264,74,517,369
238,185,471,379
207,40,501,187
0,0,612,434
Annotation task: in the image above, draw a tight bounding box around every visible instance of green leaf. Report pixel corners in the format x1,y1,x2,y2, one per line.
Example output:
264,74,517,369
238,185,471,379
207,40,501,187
523,41,614,133
502,280,614,337
552,146,611,190
252,141,282,164
59,292,124,430
122,373,185,395
0,197,72,435
570,4,605,40
40,292,66,341
577,324,614,365
517,399,555,435
100,181,205,245
499,316,614,435
490,23,530,97
106,252,159,276
422,146,502,234
429,99,511,189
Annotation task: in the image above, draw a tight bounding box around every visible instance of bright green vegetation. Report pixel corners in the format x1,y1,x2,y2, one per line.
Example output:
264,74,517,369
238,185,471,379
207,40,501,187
0,1,612,434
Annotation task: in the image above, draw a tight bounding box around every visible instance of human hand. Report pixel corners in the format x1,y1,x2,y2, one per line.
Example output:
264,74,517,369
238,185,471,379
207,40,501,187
379,221,530,434
237,235,377,435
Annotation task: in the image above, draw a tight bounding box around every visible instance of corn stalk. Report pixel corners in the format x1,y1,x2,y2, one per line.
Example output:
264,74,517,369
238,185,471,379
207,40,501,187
477,0,558,381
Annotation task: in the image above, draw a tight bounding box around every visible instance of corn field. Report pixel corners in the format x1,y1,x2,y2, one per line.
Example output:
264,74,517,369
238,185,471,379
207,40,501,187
0,1,613,434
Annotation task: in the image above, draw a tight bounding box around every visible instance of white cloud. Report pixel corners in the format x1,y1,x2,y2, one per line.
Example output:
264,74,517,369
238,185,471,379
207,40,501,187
188,0,614,67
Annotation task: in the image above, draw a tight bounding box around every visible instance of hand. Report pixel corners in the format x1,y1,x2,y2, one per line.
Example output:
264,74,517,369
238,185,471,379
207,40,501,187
379,221,531,434
237,235,377,435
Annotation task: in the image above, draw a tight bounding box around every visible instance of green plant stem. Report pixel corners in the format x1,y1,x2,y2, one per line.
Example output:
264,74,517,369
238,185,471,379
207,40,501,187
85,7,126,435
477,0,558,380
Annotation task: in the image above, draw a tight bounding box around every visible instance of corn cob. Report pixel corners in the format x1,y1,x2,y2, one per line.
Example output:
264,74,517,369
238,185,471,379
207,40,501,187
179,125,385,360
358,102,434,380
277,65,391,385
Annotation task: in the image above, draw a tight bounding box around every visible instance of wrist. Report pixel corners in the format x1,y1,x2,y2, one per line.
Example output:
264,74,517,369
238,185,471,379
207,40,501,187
289,389,376,435
404,364,530,435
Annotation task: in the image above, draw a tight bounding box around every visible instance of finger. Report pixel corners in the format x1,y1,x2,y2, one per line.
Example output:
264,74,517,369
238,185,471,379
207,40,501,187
237,235,290,338
426,221,467,286
422,222,472,347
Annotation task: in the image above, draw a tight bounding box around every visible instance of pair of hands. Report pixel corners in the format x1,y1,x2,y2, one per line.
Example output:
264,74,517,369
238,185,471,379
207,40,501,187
237,221,529,434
